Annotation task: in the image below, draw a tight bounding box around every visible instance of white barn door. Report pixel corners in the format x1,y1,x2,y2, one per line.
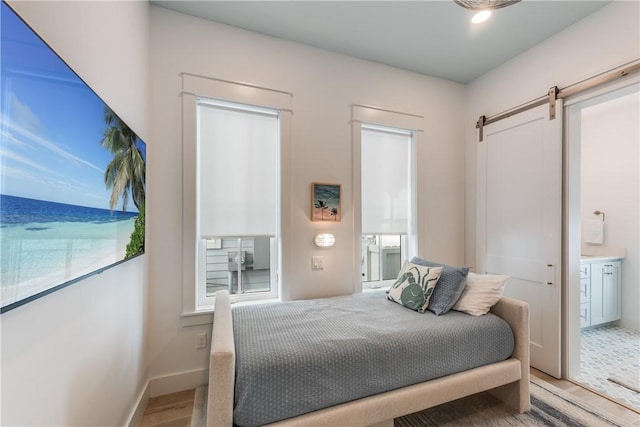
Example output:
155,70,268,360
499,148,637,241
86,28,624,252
477,102,562,378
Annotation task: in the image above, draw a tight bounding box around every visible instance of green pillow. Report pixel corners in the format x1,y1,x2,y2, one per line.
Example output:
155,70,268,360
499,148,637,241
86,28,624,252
387,261,442,313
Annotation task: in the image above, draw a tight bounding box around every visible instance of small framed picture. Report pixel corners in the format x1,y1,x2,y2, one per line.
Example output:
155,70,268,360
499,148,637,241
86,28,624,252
311,182,341,222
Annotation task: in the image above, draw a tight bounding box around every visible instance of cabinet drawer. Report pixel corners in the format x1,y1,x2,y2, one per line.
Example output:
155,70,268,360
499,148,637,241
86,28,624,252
580,278,590,303
580,264,590,279
580,302,591,328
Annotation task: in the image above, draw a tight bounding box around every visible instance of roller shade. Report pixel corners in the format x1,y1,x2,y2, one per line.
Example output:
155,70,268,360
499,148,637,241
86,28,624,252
197,99,278,237
361,125,411,235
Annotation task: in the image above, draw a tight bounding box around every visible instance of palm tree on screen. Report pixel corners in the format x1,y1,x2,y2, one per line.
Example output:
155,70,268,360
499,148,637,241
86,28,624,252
101,106,146,212
315,200,328,220
330,207,338,220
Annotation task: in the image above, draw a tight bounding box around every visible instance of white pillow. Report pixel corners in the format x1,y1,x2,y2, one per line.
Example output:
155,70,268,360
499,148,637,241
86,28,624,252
452,272,509,316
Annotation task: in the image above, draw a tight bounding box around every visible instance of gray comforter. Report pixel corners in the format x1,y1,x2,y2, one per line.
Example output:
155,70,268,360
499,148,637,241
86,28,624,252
232,291,514,427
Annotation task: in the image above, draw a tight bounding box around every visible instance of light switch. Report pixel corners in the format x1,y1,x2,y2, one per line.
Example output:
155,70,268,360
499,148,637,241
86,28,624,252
312,256,325,270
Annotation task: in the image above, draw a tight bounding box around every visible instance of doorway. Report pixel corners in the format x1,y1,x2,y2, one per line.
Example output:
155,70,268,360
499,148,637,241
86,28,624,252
565,82,640,410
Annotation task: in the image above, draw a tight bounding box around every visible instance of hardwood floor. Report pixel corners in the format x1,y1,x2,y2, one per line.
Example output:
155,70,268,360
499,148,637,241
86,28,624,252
140,368,640,426
140,389,195,427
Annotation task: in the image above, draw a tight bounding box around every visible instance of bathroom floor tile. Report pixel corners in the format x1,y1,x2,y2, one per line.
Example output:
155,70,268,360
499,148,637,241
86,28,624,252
575,324,640,410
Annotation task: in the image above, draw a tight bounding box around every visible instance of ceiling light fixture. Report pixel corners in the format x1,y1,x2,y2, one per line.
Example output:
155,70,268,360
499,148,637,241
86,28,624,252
472,10,492,24
454,0,520,11
455,0,520,24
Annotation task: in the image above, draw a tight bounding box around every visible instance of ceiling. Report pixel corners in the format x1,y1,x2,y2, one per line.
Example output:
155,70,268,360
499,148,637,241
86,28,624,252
150,1,610,84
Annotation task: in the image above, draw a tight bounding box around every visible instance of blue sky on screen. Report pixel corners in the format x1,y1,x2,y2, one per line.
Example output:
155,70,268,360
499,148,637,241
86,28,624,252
0,2,145,211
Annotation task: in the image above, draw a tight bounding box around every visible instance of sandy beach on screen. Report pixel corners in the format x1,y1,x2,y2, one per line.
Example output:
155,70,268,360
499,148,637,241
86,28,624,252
1,217,136,306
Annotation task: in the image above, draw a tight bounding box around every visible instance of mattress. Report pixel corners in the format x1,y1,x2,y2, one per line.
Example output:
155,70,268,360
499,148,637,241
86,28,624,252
232,291,514,427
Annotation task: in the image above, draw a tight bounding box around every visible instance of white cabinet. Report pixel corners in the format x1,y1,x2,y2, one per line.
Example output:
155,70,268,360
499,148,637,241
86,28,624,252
579,258,622,328
579,263,591,328
590,261,621,325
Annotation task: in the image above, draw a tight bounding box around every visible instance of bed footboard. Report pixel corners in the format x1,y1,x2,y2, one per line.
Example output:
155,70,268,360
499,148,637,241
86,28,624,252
208,291,235,427
489,296,530,413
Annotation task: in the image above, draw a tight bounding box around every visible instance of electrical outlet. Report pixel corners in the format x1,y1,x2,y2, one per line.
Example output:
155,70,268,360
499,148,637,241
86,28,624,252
196,333,207,349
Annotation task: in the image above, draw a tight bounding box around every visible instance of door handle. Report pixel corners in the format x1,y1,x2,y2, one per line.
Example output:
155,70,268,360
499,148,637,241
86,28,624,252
546,264,554,285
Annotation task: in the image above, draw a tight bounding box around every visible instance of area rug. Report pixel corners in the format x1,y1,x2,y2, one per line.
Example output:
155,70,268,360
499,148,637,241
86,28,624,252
395,377,628,426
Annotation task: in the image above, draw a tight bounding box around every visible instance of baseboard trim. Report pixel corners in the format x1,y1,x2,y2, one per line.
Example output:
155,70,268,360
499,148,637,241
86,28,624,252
149,368,209,398
126,379,150,427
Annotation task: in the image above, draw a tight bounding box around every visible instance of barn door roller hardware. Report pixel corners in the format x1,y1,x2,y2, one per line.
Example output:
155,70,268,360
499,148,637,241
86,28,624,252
477,115,486,142
548,86,559,120
477,60,640,142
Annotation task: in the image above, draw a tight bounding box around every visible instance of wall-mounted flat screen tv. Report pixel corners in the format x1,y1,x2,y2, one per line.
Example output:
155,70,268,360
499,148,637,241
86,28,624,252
0,1,146,313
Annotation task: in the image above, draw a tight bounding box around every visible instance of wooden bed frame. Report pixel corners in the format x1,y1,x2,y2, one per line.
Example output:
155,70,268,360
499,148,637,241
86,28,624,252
207,290,530,427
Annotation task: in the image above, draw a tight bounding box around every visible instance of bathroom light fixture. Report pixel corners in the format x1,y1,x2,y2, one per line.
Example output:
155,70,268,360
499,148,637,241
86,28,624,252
313,233,335,248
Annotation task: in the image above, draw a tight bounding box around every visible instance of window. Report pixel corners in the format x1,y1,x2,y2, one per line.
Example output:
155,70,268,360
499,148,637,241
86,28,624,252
360,124,414,289
351,105,422,291
196,99,279,306
362,235,405,286
181,73,292,316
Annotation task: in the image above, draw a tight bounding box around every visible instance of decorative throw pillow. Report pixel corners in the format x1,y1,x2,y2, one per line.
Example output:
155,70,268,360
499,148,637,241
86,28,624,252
387,261,443,313
410,257,469,316
452,272,510,316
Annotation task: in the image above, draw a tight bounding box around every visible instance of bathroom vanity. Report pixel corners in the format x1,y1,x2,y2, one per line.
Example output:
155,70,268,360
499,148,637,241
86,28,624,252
580,256,622,328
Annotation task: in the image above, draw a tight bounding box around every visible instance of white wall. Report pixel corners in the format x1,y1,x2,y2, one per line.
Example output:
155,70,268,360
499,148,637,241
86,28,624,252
464,2,640,267
1,258,147,426
581,89,640,330
148,6,465,391
1,1,149,425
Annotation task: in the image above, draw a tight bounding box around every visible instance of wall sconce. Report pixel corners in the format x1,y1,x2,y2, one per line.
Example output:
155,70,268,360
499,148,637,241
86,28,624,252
313,233,335,248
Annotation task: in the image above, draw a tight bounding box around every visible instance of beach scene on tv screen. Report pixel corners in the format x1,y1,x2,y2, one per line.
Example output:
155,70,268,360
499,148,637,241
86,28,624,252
0,2,146,310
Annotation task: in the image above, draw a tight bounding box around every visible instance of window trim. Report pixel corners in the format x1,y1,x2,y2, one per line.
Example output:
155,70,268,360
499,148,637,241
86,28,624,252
181,73,292,314
351,105,423,293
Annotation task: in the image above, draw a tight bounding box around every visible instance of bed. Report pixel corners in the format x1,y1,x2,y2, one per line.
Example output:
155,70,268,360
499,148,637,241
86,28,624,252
207,289,530,427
